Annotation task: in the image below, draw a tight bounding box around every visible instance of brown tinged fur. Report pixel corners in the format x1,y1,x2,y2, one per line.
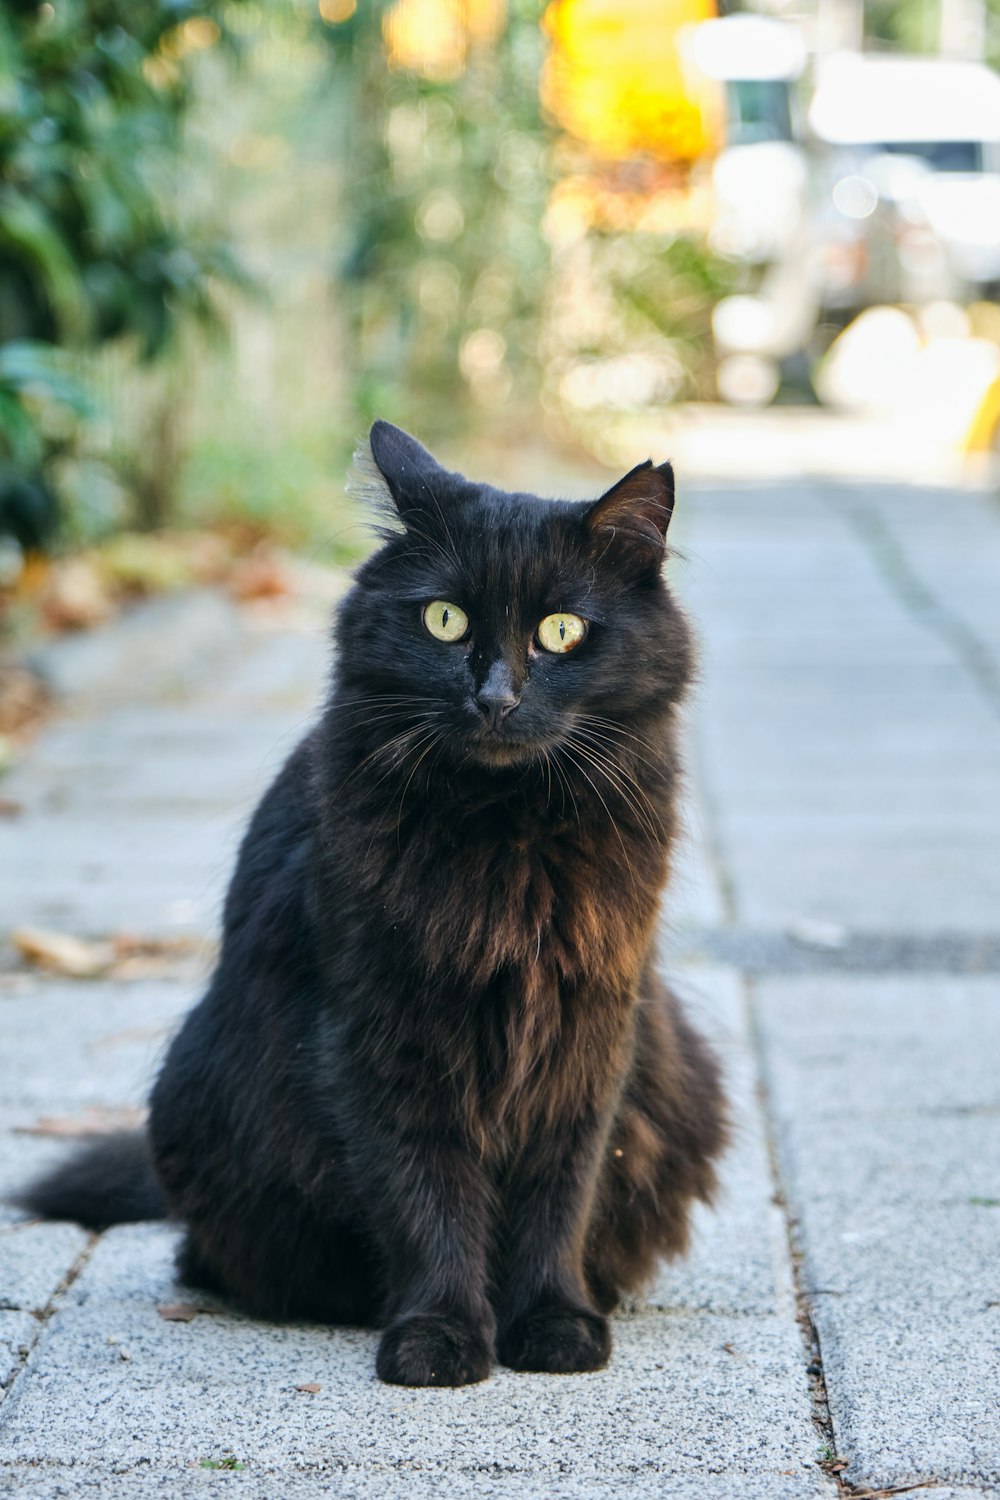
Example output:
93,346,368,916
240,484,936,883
17,422,727,1386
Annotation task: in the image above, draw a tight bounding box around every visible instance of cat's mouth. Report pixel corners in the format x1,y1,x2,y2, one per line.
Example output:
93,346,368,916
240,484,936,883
464,722,558,770
471,739,533,767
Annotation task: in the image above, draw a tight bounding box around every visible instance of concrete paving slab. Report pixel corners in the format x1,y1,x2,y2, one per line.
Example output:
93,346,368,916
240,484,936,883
26,591,244,705
756,976,1000,1119
0,1136,83,1231
902,1492,1000,1500
0,1226,821,1486
0,1222,89,1313
680,482,1000,935
811,1310,1000,1490
0,1312,37,1395
710,829,1000,932
754,974,1000,1492
0,980,194,1123
797,1202,998,1314
833,483,1000,669
647,971,795,1320
0,1468,835,1500
774,1111,1000,1211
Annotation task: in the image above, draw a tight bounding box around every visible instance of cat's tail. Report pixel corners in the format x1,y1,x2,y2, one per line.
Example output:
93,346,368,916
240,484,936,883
12,1130,167,1229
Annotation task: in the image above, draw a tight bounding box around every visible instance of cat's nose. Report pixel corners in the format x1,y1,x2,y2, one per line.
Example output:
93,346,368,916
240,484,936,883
476,662,520,731
476,687,520,731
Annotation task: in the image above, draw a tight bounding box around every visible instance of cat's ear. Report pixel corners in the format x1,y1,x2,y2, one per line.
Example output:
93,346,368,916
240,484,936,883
368,420,450,526
585,460,675,575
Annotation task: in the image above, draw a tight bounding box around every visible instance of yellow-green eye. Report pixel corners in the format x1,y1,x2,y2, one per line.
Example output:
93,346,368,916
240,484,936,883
536,612,587,654
423,600,469,642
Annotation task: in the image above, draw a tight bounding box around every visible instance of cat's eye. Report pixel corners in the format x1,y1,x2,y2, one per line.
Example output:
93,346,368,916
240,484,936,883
536,612,588,654
423,600,469,643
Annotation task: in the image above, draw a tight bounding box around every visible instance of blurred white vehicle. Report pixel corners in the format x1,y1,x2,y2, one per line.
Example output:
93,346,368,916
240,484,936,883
686,15,821,404
810,55,1000,305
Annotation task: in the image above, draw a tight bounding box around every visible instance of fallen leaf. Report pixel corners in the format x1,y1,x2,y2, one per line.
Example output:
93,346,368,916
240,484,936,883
156,1303,200,1323
0,666,49,736
16,1106,146,1138
295,1383,321,1394
0,797,24,818
41,557,114,632
107,934,213,982
12,926,114,979
109,955,181,982
11,928,213,982
229,545,293,602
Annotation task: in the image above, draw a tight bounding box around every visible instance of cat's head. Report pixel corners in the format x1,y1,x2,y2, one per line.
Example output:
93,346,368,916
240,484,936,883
335,421,692,770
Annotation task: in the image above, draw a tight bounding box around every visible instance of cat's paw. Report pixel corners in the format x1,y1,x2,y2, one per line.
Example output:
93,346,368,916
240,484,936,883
376,1312,492,1387
497,1305,611,1374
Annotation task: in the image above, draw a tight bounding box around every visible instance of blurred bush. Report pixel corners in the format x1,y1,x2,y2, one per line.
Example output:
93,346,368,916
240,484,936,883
321,0,551,434
0,0,247,548
321,0,727,449
1,0,728,589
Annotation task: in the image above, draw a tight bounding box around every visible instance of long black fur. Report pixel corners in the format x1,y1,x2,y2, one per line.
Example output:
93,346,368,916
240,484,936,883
18,423,727,1385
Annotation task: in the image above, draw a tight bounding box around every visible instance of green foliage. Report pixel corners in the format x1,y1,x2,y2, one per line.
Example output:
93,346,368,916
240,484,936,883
866,0,1000,66
0,0,248,541
0,341,91,467
0,340,92,547
178,431,370,564
0,0,246,353
320,1,552,437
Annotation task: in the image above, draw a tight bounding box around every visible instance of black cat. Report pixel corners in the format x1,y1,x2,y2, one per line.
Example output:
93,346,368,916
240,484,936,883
19,422,727,1386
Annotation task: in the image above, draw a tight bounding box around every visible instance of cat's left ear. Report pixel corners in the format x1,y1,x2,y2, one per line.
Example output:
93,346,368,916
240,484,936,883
585,460,675,574
368,420,450,527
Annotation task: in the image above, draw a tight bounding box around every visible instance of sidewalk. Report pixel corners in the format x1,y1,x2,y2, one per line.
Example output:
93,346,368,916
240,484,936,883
1,469,998,1498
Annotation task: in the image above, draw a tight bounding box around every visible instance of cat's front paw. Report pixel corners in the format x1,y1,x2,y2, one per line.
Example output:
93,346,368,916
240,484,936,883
497,1304,611,1374
376,1312,492,1387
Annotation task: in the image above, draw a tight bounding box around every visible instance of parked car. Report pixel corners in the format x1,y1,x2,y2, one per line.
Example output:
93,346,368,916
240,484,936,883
686,14,821,402
809,55,1000,310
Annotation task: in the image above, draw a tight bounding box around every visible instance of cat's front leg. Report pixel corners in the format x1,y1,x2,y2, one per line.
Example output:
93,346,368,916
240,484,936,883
495,1112,612,1374
362,1134,496,1387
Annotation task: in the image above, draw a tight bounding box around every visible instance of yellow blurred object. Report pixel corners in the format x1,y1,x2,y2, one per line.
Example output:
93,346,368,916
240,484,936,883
961,373,1000,454
383,0,506,81
319,0,357,22
160,17,220,59
542,0,722,164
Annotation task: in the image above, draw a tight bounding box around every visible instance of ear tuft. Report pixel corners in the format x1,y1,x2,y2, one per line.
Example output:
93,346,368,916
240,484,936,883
346,434,399,536
368,421,449,526
585,459,675,572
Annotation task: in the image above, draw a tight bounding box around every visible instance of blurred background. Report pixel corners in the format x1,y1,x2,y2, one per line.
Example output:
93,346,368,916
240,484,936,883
2,0,1000,666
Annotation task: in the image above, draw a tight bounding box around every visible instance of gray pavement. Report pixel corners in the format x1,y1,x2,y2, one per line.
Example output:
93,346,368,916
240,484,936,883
1,471,998,1496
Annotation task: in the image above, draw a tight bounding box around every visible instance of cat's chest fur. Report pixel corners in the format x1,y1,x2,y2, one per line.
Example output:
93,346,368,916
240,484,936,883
358,782,667,997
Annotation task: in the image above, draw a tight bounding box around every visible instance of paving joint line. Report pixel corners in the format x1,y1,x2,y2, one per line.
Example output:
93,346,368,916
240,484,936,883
737,973,842,1486
676,926,1000,976
825,487,1000,722
0,1229,101,1420
742,975,957,1500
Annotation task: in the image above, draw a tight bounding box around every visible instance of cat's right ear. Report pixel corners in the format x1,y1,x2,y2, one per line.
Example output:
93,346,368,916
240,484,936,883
367,421,450,529
584,459,674,577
